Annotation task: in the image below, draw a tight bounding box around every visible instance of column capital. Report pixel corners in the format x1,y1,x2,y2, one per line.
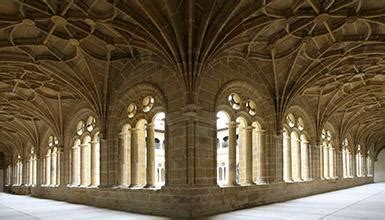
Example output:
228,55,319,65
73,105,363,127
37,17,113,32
129,127,139,132
283,135,291,140
255,129,266,133
72,145,80,149
244,125,255,131
119,131,129,137
80,143,89,147
146,123,155,129
227,121,238,127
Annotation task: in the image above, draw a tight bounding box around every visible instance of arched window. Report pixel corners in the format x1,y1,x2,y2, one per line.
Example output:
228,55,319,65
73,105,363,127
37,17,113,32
216,89,267,187
119,96,166,189
283,114,310,182
321,129,335,179
216,94,266,186
70,116,100,188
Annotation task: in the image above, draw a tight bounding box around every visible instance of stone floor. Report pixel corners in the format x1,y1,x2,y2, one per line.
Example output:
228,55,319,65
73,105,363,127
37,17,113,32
199,183,385,220
0,183,385,219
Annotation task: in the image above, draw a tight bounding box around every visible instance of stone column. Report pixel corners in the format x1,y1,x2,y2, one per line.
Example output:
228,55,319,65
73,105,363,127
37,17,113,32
41,158,45,185
80,143,87,186
15,163,18,185
130,128,139,187
227,121,238,186
90,139,100,187
301,140,310,181
51,150,57,186
33,156,37,185
36,155,42,186
334,147,344,179
244,126,254,185
294,138,302,182
323,145,329,179
342,148,346,177
11,164,16,186
20,161,24,185
329,147,335,178
352,153,357,177
256,130,267,184
28,158,32,185
119,132,130,186
283,134,292,182
22,159,28,185
346,150,350,177
46,154,51,186
319,143,324,179
72,145,80,186
145,123,156,187
357,154,361,177
362,155,367,177
97,137,109,187
56,149,61,186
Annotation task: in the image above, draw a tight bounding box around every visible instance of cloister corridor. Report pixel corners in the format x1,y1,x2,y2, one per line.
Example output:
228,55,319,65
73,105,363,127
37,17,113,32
0,183,384,220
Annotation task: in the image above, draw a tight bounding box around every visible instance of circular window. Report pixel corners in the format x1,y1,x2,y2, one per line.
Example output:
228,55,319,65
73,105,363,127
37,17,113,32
245,100,256,115
326,130,332,141
321,129,326,139
142,96,155,112
286,113,295,128
86,116,96,132
76,120,84,135
297,117,304,131
343,138,348,146
127,103,137,118
48,135,54,147
228,93,241,110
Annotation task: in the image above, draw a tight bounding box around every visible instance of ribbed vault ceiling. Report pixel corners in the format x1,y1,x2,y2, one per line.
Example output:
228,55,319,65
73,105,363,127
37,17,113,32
0,0,384,157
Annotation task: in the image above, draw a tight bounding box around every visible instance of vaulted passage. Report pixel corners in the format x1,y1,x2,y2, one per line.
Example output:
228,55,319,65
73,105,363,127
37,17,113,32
0,0,385,218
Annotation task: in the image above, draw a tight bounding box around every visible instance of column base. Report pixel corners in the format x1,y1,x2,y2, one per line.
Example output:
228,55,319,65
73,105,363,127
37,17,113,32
144,184,156,188
255,178,268,184
224,182,239,187
241,181,255,186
